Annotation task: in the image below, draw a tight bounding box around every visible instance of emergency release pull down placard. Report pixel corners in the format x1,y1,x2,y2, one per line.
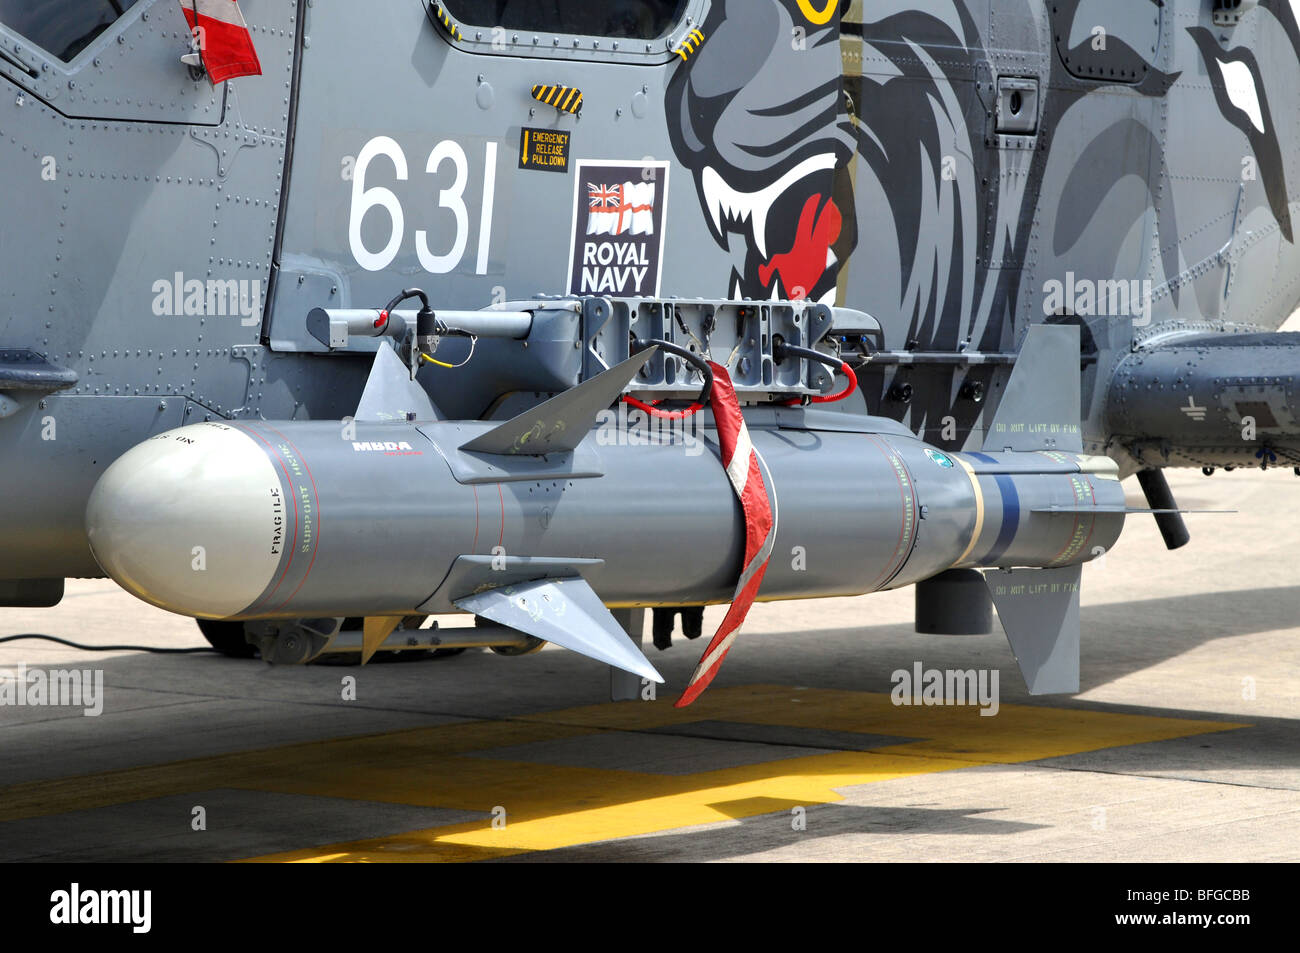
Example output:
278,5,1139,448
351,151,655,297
520,127,571,173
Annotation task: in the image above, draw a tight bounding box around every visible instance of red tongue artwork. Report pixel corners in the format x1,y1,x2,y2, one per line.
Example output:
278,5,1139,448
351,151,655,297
758,193,842,298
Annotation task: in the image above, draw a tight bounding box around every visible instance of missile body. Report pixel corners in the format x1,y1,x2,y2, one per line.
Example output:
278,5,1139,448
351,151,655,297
86,414,1124,621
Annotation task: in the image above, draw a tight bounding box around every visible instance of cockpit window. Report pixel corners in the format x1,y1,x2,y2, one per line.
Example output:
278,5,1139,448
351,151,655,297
441,0,687,41
0,0,142,63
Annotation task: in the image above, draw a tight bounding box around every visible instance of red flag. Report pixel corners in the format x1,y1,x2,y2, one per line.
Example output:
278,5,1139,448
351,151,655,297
675,363,777,707
181,0,263,85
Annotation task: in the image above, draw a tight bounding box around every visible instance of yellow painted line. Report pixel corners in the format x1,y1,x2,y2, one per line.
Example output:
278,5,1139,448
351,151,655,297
954,456,985,566
255,751,977,863
0,685,1243,863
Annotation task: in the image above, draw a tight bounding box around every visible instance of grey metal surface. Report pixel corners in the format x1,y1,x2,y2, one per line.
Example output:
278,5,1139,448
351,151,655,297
0,349,78,391
454,575,663,683
85,406,1126,618
1106,331,1300,469
460,348,656,454
983,326,1083,453
987,564,1083,694
354,341,439,422
419,554,605,613
309,309,532,349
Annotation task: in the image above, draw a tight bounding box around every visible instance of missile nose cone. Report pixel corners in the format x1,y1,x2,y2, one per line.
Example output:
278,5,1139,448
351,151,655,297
86,423,284,618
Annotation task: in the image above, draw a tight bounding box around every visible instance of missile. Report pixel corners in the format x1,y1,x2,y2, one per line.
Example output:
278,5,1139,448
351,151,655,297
87,327,1124,694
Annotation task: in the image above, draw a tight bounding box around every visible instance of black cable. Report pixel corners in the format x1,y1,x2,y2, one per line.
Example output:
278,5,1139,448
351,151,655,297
384,288,473,341
0,635,216,654
384,288,432,314
632,337,713,405
774,339,844,372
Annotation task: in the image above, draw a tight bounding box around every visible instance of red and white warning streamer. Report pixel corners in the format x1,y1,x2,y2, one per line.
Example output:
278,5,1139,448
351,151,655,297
180,0,263,85
675,362,777,707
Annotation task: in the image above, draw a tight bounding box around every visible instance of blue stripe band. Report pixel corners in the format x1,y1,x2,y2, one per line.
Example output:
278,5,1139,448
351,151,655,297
969,452,1019,565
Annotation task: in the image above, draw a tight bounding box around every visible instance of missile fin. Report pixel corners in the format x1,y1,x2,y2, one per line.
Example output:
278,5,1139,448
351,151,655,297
356,342,440,422
1030,505,1234,514
984,325,1083,453
361,615,404,664
455,577,663,683
985,565,1081,694
460,348,658,456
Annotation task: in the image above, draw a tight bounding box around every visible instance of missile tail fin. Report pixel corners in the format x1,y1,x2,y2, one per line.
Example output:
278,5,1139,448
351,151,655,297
460,347,658,456
986,565,1081,694
356,342,440,422
455,576,663,683
984,325,1082,453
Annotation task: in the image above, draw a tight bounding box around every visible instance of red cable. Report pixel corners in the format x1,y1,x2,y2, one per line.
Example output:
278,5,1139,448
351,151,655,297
782,361,857,406
622,395,705,420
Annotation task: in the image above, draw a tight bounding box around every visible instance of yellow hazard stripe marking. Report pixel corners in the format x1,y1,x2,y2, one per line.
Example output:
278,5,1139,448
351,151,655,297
675,28,707,61
433,4,461,40
954,456,985,566
531,85,581,113
0,685,1243,862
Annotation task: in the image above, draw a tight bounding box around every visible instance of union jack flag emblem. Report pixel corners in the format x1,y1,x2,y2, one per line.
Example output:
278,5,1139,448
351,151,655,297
585,181,655,236
589,183,623,210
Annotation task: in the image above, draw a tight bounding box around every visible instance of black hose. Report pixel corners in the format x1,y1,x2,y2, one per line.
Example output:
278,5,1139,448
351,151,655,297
632,337,714,406
385,288,431,313
774,339,843,372
0,634,216,654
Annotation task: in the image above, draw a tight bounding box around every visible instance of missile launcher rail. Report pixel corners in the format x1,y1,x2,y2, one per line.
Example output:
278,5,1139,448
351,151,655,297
307,294,885,405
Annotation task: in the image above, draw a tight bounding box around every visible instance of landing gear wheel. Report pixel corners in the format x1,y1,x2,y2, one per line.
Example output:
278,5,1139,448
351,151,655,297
490,638,546,657
477,615,546,656
196,619,257,659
